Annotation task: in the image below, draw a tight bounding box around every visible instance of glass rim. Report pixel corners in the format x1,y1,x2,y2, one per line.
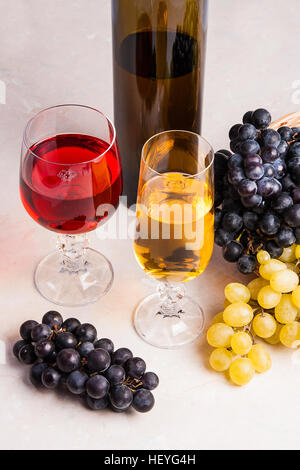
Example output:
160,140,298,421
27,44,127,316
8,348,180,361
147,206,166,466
22,104,117,166
141,129,214,178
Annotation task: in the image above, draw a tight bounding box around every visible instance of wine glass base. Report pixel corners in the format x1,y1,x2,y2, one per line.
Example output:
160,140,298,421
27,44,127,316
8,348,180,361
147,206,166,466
134,293,205,349
34,248,114,307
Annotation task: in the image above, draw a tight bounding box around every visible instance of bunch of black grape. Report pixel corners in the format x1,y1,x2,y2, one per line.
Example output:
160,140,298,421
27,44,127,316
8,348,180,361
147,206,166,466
13,311,159,413
215,107,300,274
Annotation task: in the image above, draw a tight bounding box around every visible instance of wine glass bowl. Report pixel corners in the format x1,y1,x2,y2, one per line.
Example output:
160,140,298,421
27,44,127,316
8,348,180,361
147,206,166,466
133,130,214,349
20,105,122,306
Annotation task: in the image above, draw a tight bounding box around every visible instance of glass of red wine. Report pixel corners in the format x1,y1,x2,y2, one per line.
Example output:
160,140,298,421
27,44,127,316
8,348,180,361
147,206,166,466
20,104,122,306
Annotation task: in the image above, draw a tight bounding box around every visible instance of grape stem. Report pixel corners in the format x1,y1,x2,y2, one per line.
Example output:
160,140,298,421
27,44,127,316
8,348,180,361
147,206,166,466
122,377,143,392
244,324,256,345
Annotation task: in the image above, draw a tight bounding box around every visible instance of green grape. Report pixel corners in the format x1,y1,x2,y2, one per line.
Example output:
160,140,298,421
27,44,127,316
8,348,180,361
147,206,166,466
211,312,224,325
229,358,255,386
278,245,296,263
223,302,253,328
247,277,269,301
257,286,282,309
292,286,300,309
270,269,299,294
285,262,299,274
230,331,252,356
248,344,272,373
295,245,300,259
257,250,270,265
206,323,234,348
225,283,251,304
252,312,277,338
265,322,283,345
280,322,300,348
259,259,286,281
209,348,233,372
274,294,298,324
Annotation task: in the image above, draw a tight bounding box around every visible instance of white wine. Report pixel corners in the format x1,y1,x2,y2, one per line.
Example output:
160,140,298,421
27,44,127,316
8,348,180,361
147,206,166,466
134,172,214,282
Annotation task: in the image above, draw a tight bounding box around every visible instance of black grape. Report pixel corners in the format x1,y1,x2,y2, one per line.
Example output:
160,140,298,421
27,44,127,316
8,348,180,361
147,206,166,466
13,340,27,359
31,324,51,343
56,332,77,351
66,370,89,395
30,362,48,388
223,241,243,262
132,389,155,413
87,349,111,373
275,227,296,248
34,339,55,359
56,349,81,373
237,255,257,274
240,139,260,155
222,212,243,233
124,357,146,379
229,124,242,140
251,108,271,129
42,311,63,329
265,241,283,259
260,129,281,148
77,341,95,358
238,124,257,141
19,344,36,365
86,375,110,399
243,111,253,124
86,396,109,411
75,323,97,343
215,229,234,247
41,368,61,389
259,214,280,236
94,338,114,355
243,211,258,231
284,204,300,228
62,318,81,333
109,385,133,410
20,320,38,341
238,179,257,198
141,372,159,391
106,365,126,385
112,348,133,366
278,126,293,141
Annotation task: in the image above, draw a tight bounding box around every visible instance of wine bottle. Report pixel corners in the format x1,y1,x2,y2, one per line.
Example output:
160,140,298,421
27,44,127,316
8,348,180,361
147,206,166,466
112,0,208,207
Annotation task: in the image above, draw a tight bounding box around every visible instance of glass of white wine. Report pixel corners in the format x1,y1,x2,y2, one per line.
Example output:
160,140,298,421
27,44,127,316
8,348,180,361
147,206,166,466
133,130,214,348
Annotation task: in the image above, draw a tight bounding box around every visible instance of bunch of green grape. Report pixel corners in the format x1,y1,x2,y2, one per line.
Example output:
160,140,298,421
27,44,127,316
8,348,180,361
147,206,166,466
207,244,300,386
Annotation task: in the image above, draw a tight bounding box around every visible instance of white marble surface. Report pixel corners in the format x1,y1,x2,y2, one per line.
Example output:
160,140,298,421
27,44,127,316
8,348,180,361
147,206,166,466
0,0,300,450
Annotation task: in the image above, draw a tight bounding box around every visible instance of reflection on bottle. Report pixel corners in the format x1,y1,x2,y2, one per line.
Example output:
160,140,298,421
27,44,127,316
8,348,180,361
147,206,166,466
136,13,157,111
165,0,200,130
183,0,200,38
156,2,168,79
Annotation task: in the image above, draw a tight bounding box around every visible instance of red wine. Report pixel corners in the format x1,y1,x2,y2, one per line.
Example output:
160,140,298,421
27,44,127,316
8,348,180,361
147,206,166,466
20,134,122,234
112,15,207,207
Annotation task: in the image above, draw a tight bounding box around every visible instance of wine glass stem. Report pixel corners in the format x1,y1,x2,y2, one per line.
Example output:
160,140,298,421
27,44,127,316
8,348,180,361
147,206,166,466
157,281,185,317
57,234,89,273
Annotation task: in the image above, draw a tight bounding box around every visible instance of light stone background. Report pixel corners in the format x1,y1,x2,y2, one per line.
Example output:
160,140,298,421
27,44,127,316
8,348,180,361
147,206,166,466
0,0,300,451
